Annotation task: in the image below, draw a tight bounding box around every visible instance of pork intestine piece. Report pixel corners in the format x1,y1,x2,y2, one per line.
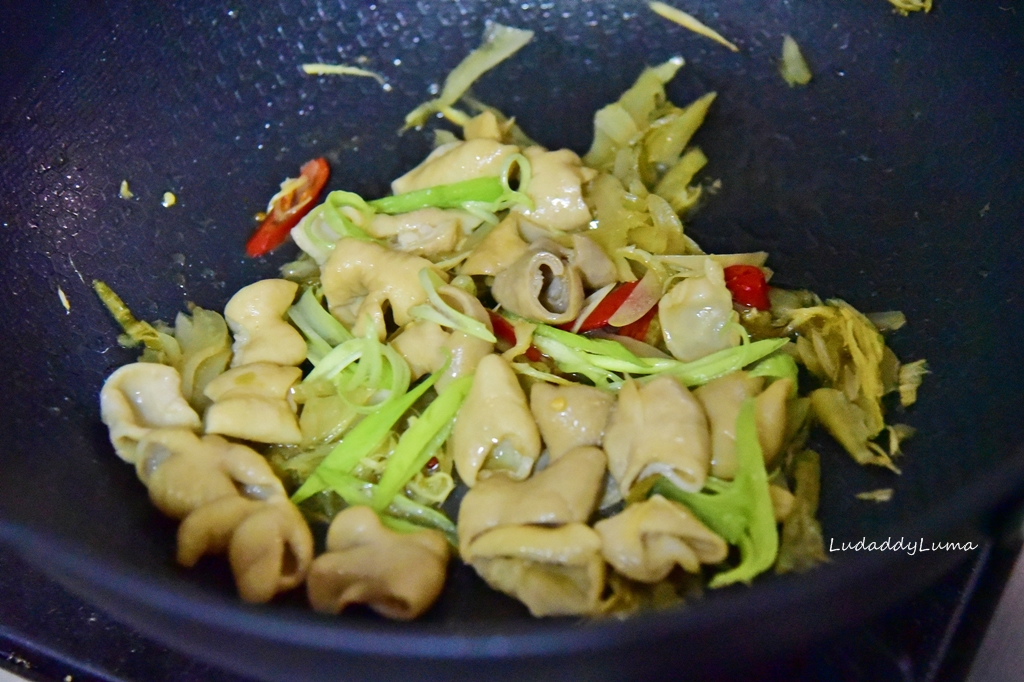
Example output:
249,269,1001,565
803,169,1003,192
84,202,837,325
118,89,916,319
603,376,711,496
224,279,307,368
467,523,605,617
203,363,302,444
529,383,614,461
693,371,765,480
306,506,450,620
512,146,597,232
594,494,728,582
457,445,606,557
658,260,740,362
99,363,202,464
134,429,285,519
177,495,314,604
391,138,519,195
490,247,584,325
458,214,529,276
756,378,793,469
133,428,312,604
388,283,494,393
570,234,618,289
321,238,444,341
368,207,482,257
450,354,541,486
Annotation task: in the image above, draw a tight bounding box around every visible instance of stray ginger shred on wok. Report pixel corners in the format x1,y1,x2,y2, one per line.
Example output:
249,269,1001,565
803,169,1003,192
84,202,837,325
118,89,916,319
95,23,925,620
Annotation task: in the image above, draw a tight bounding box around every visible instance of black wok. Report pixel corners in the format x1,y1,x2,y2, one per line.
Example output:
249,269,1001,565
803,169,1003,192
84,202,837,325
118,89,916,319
1,1,1023,680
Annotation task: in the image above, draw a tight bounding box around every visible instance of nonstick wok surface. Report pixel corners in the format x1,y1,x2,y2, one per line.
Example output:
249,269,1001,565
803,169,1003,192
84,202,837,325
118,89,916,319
1,1,1023,681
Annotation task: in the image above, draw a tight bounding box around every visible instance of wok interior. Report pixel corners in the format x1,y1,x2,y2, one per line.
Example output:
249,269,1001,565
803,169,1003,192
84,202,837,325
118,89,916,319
1,0,1023,635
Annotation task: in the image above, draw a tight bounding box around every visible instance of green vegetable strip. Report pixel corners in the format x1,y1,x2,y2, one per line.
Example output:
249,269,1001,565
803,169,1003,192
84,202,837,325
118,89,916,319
414,268,497,343
529,320,648,366
653,477,748,542
298,191,376,262
647,339,788,386
529,335,624,389
303,338,365,383
287,307,332,364
336,340,412,415
379,515,434,535
313,470,457,545
749,352,800,397
369,373,474,511
293,287,353,346
288,287,354,365
93,280,166,352
320,191,374,240
522,315,785,389
369,176,505,214
291,366,444,504
653,399,779,587
388,491,458,540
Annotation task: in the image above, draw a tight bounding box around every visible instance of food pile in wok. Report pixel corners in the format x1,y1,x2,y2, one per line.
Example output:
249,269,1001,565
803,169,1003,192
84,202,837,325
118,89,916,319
96,23,926,620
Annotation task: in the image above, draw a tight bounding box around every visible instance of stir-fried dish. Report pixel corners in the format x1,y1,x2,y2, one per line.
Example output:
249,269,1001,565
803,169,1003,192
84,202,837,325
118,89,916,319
96,25,925,620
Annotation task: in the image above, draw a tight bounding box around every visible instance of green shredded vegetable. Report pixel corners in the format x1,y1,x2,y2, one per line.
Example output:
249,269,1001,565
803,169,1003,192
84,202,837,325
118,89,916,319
412,268,497,343
370,373,473,511
514,315,787,389
371,153,532,219
856,488,894,502
295,190,376,263
312,471,457,545
287,286,354,364
370,177,505,214
749,352,799,397
648,2,739,52
653,399,778,587
291,363,445,504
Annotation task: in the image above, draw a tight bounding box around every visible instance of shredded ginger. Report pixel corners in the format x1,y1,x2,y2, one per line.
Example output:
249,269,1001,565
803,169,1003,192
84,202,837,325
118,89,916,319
648,2,739,52
301,63,386,85
887,0,933,15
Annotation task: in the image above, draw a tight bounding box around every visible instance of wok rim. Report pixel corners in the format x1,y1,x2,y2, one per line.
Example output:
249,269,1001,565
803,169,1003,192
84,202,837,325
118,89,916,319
3,439,1021,661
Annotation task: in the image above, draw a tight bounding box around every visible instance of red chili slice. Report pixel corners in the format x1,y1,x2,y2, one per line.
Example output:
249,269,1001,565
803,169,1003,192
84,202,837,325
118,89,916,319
617,303,659,342
723,264,771,311
568,280,641,333
245,157,330,257
488,311,542,362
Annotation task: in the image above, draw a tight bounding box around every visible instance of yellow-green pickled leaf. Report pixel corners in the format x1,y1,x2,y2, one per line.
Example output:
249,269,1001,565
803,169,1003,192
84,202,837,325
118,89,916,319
584,57,685,170
93,280,178,365
654,147,707,213
856,488,894,502
301,63,386,84
898,359,928,407
887,0,932,15
775,449,828,573
809,388,897,471
403,22,534,130
174,306,232,412
643,92,717,170
779,35,812,87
